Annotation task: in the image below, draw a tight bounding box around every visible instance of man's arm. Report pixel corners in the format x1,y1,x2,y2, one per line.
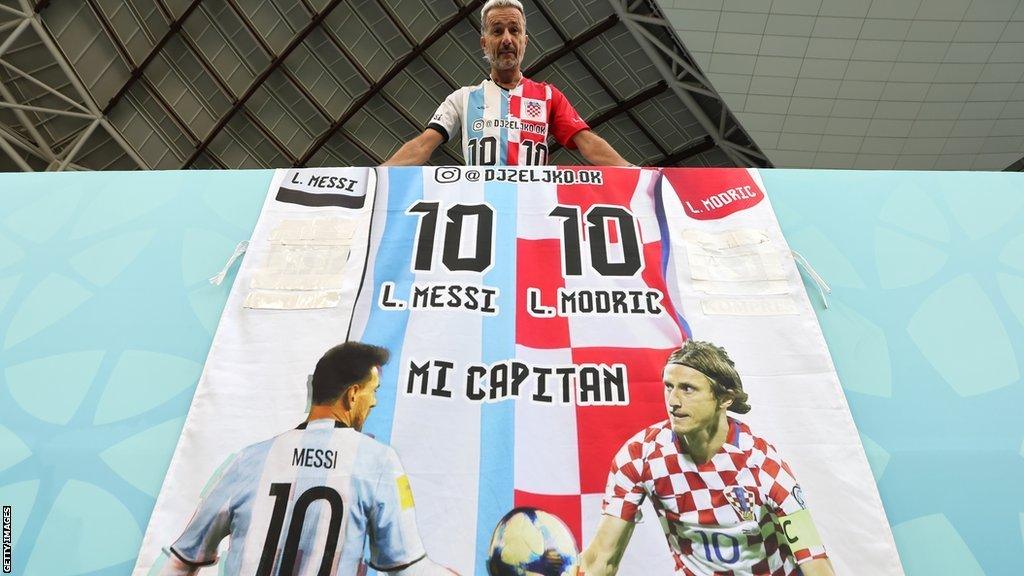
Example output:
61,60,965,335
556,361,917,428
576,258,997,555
382,129,446,166
571,130,632,167
159,453,243,574
579,515,636,576
760,443,833,574
158,555,200,576
798,558,836,576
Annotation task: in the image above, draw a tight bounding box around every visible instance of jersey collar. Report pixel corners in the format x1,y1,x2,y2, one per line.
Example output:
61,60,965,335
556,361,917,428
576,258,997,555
296,418,350,430
662,418,745,456
487,76,524,92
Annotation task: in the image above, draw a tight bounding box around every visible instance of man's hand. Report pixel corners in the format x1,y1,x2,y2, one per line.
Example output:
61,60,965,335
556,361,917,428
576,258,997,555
579,515,636,576
383,129,445,166
571,130,632,167
797,558,836,576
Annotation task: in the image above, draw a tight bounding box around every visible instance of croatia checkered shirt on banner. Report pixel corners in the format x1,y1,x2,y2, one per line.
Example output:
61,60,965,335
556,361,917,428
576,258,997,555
134,166,905,576
604,418,827,575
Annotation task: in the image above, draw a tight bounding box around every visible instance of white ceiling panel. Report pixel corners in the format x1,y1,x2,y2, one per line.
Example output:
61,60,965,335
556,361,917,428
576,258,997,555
663,0,1024,170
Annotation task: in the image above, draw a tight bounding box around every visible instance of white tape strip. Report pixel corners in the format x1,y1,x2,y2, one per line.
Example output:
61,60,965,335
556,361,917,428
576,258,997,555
243,290,341,310
250,272,345,291
682,228,769,249
687,250,788,282
269,218,357,245
692,279,791,296
700,297,799,316
265,245,350,272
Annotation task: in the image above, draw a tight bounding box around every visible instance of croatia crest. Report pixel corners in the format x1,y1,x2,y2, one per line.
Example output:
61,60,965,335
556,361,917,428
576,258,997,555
522,98,545,120
725,486,757,522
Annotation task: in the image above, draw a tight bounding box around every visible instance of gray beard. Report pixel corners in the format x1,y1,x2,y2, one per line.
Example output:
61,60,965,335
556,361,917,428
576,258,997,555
486,53,520,70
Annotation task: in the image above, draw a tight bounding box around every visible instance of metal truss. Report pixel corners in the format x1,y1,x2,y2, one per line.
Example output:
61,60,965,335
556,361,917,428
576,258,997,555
0,0,147,171
1,0,766,171
296,0,486,166
522,7,670,161
607,0,771,168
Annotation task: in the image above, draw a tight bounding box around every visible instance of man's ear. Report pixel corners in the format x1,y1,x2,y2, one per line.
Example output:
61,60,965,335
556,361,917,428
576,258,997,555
719,393,734,411
343,383,361,408
480,34,486,52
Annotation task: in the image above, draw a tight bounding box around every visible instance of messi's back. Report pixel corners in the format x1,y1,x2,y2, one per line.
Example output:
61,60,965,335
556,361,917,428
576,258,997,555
170,418,425,576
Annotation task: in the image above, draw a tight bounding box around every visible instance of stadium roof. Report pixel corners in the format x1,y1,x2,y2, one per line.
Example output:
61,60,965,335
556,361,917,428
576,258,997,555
662,0,1024,171
0,0,769,171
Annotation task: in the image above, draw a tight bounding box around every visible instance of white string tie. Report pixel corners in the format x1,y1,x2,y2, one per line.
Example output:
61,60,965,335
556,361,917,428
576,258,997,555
209,241,249,286
792,250,832,309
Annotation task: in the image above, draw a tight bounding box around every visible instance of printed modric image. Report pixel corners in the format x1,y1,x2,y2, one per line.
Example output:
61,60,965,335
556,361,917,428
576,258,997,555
580,341,835,576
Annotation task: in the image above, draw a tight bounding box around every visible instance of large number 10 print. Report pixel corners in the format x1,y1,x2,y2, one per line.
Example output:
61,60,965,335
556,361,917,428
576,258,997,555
408,202,643,276
256,483,345,576
694,530,740,565
467,137,497,165
408,201,494,273
550,205,642,276
466,137,548,165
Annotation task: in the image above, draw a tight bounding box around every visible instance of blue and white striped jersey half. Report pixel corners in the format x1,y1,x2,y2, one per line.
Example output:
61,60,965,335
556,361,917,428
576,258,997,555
169,418,426,575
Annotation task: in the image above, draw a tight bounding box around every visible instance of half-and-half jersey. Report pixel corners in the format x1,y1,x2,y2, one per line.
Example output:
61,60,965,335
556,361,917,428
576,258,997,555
427,77,590,166
602,418,828,576
169,418,426,575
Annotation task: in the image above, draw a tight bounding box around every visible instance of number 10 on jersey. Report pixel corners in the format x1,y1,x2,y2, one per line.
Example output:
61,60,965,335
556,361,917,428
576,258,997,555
467,137,548,165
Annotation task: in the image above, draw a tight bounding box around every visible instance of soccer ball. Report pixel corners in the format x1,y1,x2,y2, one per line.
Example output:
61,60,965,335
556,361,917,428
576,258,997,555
486,507,579,576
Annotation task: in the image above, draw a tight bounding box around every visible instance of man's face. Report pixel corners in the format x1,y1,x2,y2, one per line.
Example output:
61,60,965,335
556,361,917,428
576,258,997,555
349,366,380,431
664,363,728,436
480,7,527,72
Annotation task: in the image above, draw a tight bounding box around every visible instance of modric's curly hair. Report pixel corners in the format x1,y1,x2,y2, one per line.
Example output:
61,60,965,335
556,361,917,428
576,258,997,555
666,341,751,414
311,342,390,406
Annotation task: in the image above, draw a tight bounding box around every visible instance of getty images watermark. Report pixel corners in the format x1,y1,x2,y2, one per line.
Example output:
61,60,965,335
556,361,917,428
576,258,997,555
2,505,10,573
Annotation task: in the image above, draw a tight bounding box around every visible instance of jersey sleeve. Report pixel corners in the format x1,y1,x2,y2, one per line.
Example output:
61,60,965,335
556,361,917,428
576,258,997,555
758,442,828,563
367,447,428,571
427,90,462,144
548,86,590,148
600,435,648,522
169,454,241,567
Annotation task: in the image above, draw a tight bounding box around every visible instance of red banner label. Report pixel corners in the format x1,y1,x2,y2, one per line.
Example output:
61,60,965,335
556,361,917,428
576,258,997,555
663,168,764,220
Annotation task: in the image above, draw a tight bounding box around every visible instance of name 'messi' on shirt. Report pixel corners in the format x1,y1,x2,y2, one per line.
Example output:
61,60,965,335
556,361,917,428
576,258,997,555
292,447,339,469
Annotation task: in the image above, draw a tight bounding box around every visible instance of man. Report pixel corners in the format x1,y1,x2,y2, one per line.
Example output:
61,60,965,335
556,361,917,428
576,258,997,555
160,342,455,576
383,0,632,167
580,341,835,576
